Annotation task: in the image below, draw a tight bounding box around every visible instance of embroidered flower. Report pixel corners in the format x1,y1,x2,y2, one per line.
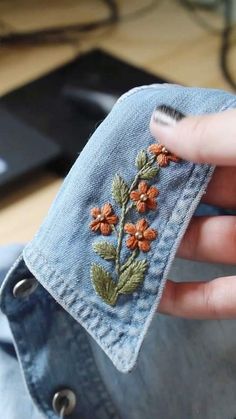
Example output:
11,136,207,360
90,203,118,236
130,181,159,213
148,143,180,167
124,219,157,252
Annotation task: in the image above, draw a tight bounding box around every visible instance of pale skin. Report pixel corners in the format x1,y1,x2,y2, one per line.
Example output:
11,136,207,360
149,109,236,320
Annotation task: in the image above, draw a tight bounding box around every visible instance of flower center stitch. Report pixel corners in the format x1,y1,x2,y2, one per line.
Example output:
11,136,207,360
161,146,168,154
97,214,105,222
140,193,148,202
135,232,143,240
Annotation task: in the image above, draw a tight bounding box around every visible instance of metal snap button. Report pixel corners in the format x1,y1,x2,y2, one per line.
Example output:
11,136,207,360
13,277,38,298
52,389,76,416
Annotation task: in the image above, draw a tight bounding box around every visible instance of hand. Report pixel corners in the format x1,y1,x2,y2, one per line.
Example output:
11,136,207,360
150,108,236,319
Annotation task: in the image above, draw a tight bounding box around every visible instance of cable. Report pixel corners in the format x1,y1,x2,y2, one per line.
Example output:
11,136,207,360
119,0,160,22
178,0,236,91
0,0,118,44
178,0,224,34
184,0,221,10
0,0,159,45
103,0,119,23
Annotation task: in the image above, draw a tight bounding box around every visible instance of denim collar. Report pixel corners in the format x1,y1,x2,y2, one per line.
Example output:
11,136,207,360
1,84,236,372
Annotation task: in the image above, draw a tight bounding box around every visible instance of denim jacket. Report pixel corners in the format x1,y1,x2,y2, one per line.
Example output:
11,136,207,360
1,84,236,419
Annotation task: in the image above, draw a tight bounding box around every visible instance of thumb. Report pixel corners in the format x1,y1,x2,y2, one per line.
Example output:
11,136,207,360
149,106,236,166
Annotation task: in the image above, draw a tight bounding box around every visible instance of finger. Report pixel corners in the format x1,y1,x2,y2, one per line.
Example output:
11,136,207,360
202,166,236,209
177,216,236,264
158,277,236,319
150,108,236,165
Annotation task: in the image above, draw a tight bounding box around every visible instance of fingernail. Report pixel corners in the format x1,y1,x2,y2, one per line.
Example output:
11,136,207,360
152,105,185,128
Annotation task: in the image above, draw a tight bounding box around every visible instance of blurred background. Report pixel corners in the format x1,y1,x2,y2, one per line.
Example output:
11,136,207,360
0,0,235,245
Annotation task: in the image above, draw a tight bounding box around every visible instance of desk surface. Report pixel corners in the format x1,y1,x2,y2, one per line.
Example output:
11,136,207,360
0,0,235,244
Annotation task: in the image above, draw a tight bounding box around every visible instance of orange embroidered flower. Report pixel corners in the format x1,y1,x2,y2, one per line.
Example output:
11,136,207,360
90,203,118,236
148,143,180,167
124,219,157,252
130,181,159,213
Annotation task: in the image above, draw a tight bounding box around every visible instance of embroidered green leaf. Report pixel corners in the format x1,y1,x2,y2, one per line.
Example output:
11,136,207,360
117,259,148,295
135,150,148,170
112,174,129,206
92,241,117,261
140,166,159,180
91,264,118,306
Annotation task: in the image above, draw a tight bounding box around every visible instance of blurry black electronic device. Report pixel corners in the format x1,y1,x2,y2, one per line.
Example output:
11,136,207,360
0,106,60,190
0,49,168,191
62,86,119,119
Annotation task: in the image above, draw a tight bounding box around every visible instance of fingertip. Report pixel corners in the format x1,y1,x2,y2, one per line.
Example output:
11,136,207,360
149,111,184,157
151,109,236,165
149,105,187,154
149,112,174,142
150,111,208,163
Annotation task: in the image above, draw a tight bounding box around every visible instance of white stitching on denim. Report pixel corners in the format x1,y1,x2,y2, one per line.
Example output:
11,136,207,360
116,83,171,105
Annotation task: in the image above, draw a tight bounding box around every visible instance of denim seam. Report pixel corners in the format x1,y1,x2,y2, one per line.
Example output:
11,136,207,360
132,165,215,365
121,164,210,358
117,83,170,104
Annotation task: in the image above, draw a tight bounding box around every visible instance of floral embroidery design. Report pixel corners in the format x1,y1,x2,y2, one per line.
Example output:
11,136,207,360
89,143,180,306
148,144,180,167
124,219,157,252
130,181,159,213
90,203,118,236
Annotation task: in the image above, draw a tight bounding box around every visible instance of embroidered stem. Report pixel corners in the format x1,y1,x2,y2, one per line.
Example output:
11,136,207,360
116,156,157,276
128,156,156,193
115,203,126,275
120,249,139,273
125,202,135,214
144,155,156,168
129,172,140,194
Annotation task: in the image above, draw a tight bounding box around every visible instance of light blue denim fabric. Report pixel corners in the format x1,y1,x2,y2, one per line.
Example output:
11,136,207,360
1,84,236,418
0,245,120,419
0,245,45,419
1,84,236,375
